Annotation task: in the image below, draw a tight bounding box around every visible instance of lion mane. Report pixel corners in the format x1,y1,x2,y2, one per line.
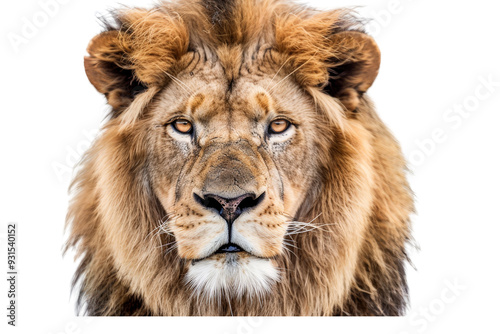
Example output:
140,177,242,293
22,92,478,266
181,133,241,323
66,0,414,316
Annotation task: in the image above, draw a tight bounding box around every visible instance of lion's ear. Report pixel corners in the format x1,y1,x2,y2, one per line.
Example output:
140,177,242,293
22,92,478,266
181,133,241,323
84,31,147,112
325,31,381,112
83,9,190,113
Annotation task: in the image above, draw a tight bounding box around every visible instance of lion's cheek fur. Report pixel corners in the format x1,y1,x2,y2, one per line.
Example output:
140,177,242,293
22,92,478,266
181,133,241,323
87,127,171,311
304,118,376,308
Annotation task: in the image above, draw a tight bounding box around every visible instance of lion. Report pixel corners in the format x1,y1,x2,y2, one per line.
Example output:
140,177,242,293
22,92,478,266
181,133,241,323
65,0,414,316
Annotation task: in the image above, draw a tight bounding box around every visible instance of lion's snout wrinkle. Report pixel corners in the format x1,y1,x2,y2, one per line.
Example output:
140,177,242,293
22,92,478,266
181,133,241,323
198,141,265,199
200,160,258,198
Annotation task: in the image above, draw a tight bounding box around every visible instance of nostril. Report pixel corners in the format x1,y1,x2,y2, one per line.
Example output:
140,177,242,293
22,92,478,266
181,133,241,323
238,192,265,211
194,192,265,222
194,193,223,215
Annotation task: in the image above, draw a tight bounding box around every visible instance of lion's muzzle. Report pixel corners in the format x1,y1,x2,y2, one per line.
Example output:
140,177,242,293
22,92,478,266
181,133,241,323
194,192,265,241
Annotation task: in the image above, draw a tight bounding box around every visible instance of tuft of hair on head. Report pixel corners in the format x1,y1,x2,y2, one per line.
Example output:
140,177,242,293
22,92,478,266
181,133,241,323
83,7,189,114
274,8,381,112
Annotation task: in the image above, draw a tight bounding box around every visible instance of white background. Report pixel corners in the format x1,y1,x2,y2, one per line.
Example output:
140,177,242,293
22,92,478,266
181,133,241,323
1,0,499,333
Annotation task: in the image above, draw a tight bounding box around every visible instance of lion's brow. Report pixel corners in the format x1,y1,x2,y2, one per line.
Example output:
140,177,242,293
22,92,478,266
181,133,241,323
254,92,271,115
188,93,206,114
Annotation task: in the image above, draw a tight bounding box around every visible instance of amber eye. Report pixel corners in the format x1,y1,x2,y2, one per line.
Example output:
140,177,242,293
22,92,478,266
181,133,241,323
269,119,291,134
172,119,193,134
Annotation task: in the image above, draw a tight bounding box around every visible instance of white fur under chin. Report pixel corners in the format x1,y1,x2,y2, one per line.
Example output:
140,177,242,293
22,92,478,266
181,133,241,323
185,253,279,300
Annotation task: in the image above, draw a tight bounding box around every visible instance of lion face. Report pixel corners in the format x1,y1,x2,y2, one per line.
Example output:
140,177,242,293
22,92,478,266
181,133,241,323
147,59,320,297
68,0,413,316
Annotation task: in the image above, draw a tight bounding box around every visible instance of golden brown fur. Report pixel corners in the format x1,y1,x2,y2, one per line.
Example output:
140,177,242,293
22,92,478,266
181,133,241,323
66,0,414,316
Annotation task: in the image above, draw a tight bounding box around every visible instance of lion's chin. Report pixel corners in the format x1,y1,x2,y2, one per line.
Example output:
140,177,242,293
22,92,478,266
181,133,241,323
185,253,279,300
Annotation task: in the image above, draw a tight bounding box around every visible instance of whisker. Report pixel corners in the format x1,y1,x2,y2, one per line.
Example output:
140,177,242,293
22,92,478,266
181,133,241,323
156,240,177,249
285,213,326,235
265,55,292,91
282,241,299,250
163,244,179,256
155,64,194,95
281,243,298,258
145,213,179,241
268,52,319,94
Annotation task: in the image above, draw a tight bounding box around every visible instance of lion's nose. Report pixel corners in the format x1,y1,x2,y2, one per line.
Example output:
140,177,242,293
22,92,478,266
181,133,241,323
194,192,264,223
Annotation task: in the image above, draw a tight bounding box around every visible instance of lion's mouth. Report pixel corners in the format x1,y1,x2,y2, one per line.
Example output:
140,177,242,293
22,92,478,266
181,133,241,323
191,243,247,264
215,243,244,254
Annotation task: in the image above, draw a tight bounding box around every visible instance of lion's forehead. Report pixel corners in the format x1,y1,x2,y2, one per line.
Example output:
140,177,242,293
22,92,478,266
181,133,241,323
151,55,314,133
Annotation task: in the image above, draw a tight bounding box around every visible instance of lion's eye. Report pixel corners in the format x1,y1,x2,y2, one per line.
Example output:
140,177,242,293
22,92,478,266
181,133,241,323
269,119,291,134
172,119,193,134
